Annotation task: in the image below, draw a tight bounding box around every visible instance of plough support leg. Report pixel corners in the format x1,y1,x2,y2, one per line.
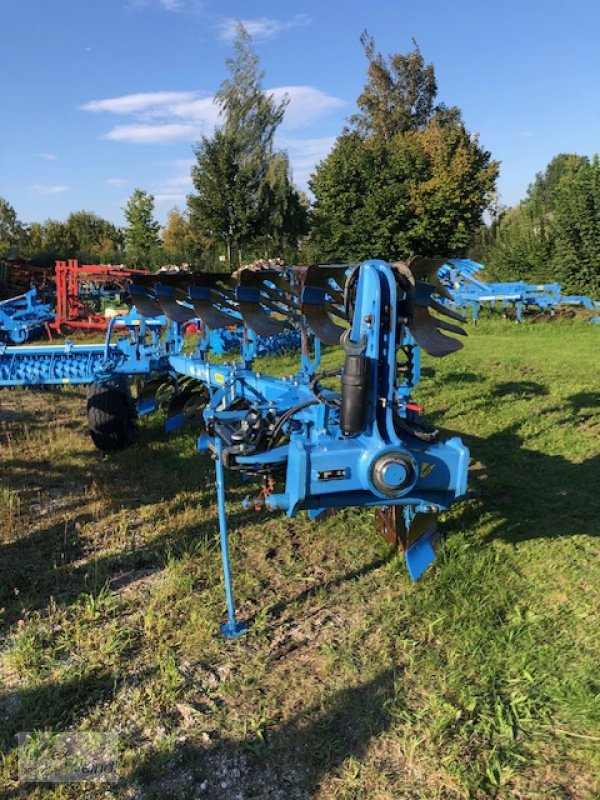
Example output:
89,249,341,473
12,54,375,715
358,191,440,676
214,438,247,639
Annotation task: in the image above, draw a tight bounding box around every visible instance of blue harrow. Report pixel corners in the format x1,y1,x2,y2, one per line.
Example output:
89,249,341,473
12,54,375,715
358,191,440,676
439,259,600,322
0,287,55,344
1,259,470,636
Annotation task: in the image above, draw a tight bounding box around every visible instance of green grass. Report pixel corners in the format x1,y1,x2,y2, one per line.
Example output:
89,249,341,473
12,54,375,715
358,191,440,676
0,317,598,799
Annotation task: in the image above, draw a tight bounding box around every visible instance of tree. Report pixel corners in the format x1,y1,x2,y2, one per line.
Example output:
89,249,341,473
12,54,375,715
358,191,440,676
189,129,245,264
0,197,27,258
15,211,123,266
310,35,498,263
26,222,46,255
527,153,588,213
406,115,500,254
188,24,307,267
216,25,286,163
351,31,440,139
478,153,600,293
552,156,600,295
263,152,309,256
123,189,161,268
64,211,122,259
477,205,554,283
162,206,192,263
36,219,73,257
309,132,412,262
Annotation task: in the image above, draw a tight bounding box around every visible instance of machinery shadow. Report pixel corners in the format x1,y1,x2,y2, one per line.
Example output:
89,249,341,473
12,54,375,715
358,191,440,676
565,391,600,417
450,420,600,544
0,482,266,630
128,666,401,799
437,370,482,384
246,549,396,626
1,666,400,797
0,670,116,761
0,419,272,630
491,381,548,398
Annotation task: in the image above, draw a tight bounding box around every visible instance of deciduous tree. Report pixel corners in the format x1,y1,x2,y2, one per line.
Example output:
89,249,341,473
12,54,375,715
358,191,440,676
552,156,600,295
0,197,27,258
310,36,498,262
351,31,439,139
162,206,192,263
123,189,161,268
479,154,600,294
188,25,307,267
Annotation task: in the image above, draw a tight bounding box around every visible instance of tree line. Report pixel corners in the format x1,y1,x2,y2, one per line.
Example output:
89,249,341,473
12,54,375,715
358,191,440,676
472,154,600,295
1,25,598,296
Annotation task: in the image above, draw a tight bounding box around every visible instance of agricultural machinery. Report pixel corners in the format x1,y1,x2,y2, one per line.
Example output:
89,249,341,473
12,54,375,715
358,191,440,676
48,259,150,335
0,260,152,343
439,259,600,322
1,258,470,636
0,288,54,344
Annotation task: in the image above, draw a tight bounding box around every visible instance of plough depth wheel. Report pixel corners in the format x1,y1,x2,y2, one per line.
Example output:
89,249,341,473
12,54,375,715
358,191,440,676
87,381,136,452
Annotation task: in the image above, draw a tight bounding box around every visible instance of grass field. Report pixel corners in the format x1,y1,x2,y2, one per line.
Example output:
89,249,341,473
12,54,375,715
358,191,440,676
1,317,599,799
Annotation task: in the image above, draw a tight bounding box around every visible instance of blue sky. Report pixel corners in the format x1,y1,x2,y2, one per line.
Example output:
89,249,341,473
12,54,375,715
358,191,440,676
2,0,600,226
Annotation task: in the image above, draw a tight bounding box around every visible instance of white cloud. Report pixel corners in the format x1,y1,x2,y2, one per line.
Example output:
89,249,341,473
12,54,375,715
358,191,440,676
281,136,337,188
163,173,193,187
219,14,310,42
82,86,342,146
82,91,222,143
125,0,202,13
81,91,197,115
105,123,199,144
31,184,69,195
270,86,345,128
40,152,57,161
154,192,188,203
163,96,221,125
152,159,194,196
105,177,129,186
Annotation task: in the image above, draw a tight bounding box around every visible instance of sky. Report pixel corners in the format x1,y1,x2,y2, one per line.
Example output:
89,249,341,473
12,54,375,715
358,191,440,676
2,0,600,227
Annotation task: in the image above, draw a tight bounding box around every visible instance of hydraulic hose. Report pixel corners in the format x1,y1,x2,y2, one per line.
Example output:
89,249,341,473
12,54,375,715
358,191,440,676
269,399,319,447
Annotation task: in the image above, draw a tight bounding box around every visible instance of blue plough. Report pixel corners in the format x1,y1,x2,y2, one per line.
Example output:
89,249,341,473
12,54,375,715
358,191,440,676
1,259,470,635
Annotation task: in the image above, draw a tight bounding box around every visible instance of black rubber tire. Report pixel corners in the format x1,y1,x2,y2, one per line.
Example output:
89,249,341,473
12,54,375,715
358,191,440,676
86,382,136,452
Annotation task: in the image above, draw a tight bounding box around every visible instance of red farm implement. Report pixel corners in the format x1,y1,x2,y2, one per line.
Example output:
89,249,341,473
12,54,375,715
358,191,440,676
48,259,149,335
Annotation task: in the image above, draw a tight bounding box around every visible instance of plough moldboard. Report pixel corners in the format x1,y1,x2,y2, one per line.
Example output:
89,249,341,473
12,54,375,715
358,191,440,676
1,258,470,636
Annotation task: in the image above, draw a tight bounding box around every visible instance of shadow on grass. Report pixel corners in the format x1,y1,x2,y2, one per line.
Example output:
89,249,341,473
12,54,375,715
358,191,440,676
129,666,400,799
491,381,548,398
247,550,396,626
566,391,600,413
0,425,253,629
0,477,261,629
0,669,116,761
438,370,482,384
454,419,600,544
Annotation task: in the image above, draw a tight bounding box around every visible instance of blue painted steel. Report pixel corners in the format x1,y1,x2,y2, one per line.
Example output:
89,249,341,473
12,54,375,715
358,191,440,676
0,288,54,344
0,310,175,386
208,326,301,356
165,260,470,633
405,533,437,580
559,295,600,312
440,259,599,321
214,438,248,639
